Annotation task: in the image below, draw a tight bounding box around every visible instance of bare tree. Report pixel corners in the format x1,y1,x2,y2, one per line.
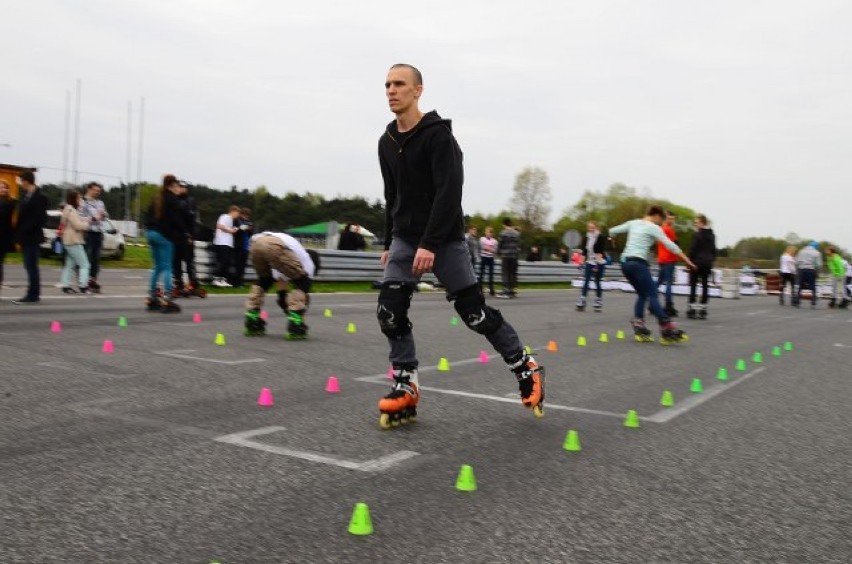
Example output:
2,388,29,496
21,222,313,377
510,166,552,231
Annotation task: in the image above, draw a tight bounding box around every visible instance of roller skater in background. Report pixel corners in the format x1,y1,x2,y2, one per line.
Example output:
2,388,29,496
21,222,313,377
655,210,680,317
576,220,607,312
608,205,695,344
778,245,797,306
825,247,846,309
376,63,544,430
243,231,318,339
171,181,207,299
143,175,188,313
794,242,822,309
685,214,716,320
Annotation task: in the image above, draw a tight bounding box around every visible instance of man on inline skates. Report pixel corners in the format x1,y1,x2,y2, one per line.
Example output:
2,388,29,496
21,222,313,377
375,63,544,429
243,232,319,340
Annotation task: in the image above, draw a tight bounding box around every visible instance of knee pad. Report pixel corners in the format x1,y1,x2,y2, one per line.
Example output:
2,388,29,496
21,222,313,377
276,290,288,313
451,284,503,335
377,282,413,339
256,275,274,292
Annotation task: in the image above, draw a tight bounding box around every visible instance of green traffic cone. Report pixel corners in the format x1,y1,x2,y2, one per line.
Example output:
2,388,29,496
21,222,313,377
717,367,729,381
347,322,357,333
783,341,793,351
616,329,625,340
660,390,674,406
214,332,226,346
690,378,703,393
577,335,587,347
752,352,763,363
623,409,640,428
324,308,332,318
455,464,477,491
118,316,128,327
735,359,747,372
348,502,374,536
772,346,781,357
437,357,450,371
563,430,582,452
599,332,609,343
524,345,533,354
450,316,460,326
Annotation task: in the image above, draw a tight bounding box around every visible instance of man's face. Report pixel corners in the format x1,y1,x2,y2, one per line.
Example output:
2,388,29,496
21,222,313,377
385,67,422,116
469,227,477,236
665,214,675,226
587,222,597,233
88,186,102,199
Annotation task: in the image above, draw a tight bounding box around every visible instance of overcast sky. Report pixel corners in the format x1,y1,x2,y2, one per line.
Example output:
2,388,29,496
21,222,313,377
4,0,850,249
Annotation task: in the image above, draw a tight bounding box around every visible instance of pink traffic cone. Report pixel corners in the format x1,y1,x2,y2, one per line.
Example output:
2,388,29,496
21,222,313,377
51,321,62,333
260,310,268,320
102,340,114,353
257,387,274,407
478,350,489,363
325,375,340,393
387,365,394,379
192,312,202,323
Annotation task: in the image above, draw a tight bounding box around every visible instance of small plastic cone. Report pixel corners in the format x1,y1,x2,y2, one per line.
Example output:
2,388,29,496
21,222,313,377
325,375,340,393
324,308,332,318
735,359,747,372
563,430,582,452
450,316,460,326
660,390,674,406
547,340,558,352
347,322,357,333
772,346,781,357
386,365,394,379
192,313,202,323
478,350,489,363
118,317,127,327
524,345,533,354
437,357,450,371
50,321,62,333
102,340,114,354
577,336,587,347
260,310,268,320
752,352,763,363
455,464,477,492
783,341,793,351
214,332,226,346
348,502,373,536
690,378,703,393
717,367,729,381
257,387,274,407
623,409,640,428
616,330,625,340
599,332,609,343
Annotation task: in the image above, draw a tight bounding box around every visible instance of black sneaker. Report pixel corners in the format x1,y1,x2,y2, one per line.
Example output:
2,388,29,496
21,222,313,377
61,287,78,294
12,297,40,304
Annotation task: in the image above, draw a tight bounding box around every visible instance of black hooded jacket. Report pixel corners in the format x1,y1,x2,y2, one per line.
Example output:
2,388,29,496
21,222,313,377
378,110,465,252
689,227,717,267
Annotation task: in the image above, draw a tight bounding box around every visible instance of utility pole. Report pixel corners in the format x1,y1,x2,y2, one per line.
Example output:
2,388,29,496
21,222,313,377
125,100,132,220
135,96,145,222
72,79,81,186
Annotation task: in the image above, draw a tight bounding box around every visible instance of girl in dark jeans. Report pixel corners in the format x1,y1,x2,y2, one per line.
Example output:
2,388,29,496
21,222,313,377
686,214,717,319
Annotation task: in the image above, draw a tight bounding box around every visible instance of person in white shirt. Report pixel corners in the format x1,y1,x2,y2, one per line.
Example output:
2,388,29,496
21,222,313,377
212,205,240,286
778,245,797,305
243,231,319,340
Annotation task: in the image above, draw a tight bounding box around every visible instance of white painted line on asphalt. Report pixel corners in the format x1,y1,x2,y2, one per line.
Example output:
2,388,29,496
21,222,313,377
833,343,852,348
154,349,266,365
122,275,144,279
645,366,767,423
213,426,419,471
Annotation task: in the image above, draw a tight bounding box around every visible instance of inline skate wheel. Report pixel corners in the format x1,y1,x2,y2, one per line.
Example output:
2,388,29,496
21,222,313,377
533,404,544,418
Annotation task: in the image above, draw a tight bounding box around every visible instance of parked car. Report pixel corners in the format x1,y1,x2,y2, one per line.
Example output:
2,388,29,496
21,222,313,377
41,209,126,259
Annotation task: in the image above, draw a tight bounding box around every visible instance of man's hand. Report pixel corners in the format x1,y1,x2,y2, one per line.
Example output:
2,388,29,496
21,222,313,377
412,248,435,275
380,251,390,266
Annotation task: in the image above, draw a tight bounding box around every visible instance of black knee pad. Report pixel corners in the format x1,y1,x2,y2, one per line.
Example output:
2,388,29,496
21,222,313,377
451,284,503,335
276,290,288,313
377,282,413,339
257,276,274,292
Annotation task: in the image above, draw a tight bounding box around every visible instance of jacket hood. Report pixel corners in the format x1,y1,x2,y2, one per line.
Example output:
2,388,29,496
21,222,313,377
386,110,451,134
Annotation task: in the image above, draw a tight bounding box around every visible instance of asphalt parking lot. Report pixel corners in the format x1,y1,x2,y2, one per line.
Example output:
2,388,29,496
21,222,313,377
1,267,850,563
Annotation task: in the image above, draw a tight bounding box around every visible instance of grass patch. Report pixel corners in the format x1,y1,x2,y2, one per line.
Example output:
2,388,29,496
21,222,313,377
4,244,153,269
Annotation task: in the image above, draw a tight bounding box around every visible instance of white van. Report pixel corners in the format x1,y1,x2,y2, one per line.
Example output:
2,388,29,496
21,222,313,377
41,209,126,259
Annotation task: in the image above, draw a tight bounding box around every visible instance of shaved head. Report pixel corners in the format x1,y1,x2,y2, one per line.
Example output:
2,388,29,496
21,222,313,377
389,63,422,86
